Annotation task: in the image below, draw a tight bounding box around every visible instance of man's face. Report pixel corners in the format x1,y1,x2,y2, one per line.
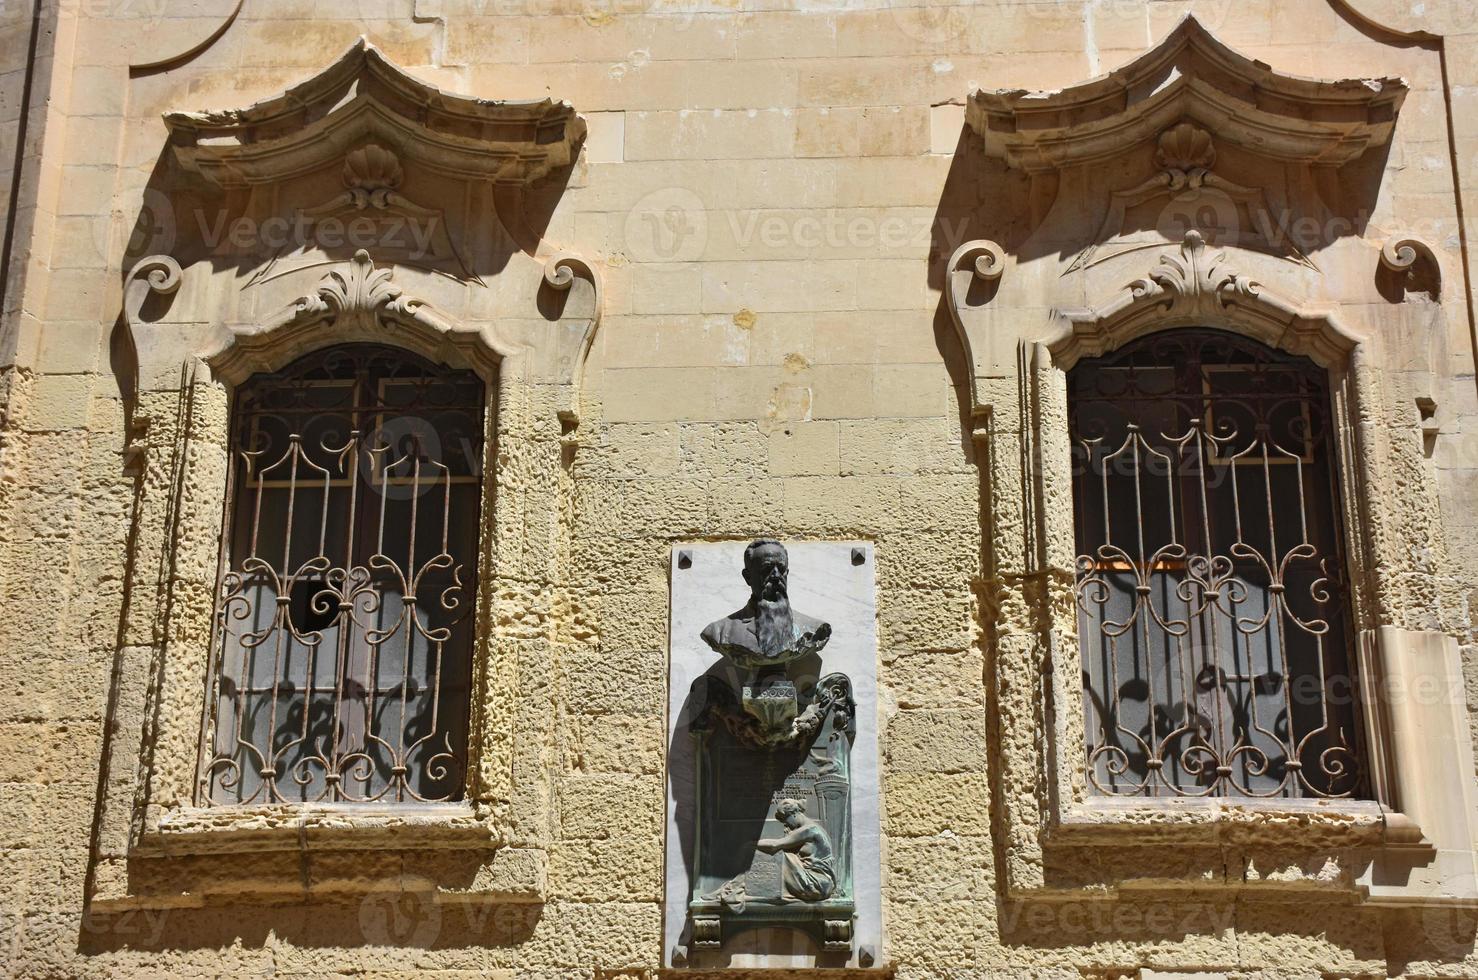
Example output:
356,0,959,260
744,544,789,602
777,806,801,828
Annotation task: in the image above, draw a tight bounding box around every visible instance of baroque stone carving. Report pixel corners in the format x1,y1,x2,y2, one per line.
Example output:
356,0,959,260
542,253,605,425
966,15,1406,175
252,142,484,286
258,249,444,334
1380,236,1442,300
684,540,856,957
944,238,1007,428
1155,120,1216,173
1124,229,1261,314
1054,230,1361,370
120,254,185,454
164,38,584,189
1067,122,1316,275
209,250,515,386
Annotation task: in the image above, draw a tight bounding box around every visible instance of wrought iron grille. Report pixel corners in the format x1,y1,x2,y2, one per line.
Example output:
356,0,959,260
199,345,486,806
1069,329,1366,799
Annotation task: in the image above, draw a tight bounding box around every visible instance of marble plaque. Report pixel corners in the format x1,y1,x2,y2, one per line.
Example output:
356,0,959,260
665,540,882,969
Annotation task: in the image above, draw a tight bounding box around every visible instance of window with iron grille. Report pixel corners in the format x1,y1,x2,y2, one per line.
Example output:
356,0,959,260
199,344,486,806
1069,329,1368,799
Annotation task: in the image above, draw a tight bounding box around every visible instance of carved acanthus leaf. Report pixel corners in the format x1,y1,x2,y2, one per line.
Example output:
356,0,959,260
1128,230,1262,314
262,250,427,333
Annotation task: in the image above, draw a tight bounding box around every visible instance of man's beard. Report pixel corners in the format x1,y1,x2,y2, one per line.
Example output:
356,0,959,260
754,594,794,659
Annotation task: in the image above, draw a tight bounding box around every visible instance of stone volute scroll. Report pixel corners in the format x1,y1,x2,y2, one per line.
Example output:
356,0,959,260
944,238,1006,427
666,540,882,969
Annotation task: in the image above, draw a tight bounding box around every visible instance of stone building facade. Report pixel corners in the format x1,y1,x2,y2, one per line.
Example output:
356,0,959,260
3,0,1478,975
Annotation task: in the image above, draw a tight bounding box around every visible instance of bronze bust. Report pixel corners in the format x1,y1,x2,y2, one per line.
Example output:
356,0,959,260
699,539,831,671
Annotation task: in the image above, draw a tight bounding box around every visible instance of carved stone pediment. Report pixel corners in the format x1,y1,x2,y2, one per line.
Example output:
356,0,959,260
1066,122,1315,275
234,141,483,287
128,40,603,425
966,15,1405,175
165,38,585,188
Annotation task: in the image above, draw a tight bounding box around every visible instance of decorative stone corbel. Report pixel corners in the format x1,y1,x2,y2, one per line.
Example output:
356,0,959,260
944,239,1006,425
541,252,603,428
1380,236,1442,300
123,255,184,346
120,255,184,459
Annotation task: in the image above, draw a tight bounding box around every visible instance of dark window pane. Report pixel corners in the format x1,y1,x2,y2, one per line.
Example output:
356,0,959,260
1070,329,1366,799
201,344,485,805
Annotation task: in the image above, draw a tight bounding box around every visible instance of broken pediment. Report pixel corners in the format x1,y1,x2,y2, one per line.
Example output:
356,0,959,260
966,15,1406,175
164,38,585,188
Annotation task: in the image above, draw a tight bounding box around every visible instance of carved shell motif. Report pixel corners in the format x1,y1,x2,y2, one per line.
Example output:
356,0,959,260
1155,122,1216,173
342,143,404,191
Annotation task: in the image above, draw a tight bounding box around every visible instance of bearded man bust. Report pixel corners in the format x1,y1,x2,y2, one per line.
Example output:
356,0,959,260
700,539,832,671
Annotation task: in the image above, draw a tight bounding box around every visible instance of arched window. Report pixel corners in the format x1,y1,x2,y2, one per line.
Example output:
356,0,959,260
1070,329,1366,799
199,345,487,806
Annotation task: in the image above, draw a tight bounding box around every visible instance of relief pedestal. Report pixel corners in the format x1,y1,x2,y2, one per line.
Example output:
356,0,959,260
687,669,856,953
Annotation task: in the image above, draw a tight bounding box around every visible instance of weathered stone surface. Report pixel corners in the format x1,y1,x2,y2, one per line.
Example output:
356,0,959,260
0,1,1476,977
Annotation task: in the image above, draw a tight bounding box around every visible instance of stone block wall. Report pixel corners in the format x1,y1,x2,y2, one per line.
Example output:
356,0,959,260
0,0,1476,977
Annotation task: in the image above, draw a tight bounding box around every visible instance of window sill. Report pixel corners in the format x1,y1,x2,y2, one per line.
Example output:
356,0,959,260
1027,796,1446,904
1048,796,1405,848
94,805,546,913
138,802,502,856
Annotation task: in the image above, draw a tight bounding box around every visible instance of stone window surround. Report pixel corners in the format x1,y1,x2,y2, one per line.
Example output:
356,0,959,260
950,13,1477,906
138,256,510,854
91,247,600,911
87,41,599,911
947,232,1478,906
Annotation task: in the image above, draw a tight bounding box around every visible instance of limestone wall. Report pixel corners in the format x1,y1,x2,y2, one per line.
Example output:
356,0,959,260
1,0,1477,977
